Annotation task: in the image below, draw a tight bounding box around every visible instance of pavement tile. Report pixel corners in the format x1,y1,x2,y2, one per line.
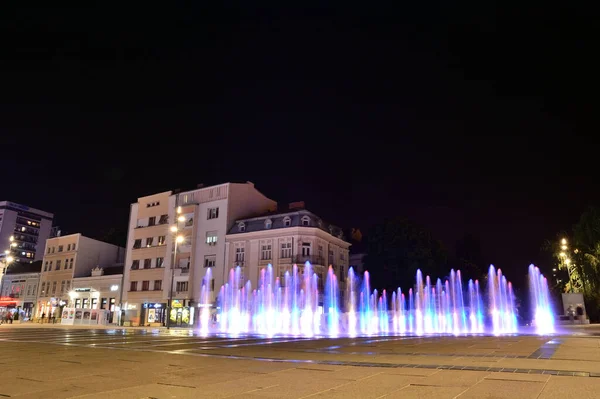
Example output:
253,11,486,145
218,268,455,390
538,375,600,399
384,385,466,398
458,379,546,398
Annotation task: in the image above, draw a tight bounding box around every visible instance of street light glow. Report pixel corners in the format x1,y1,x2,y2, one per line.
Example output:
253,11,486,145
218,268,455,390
176,235,184,244
178,216,185,222
177,206,182,214
561,245,567,250
170,226,178,233
565,258,571,265
9,236,14,242
6,256,14,263
561,238,567,245
559,252,566,257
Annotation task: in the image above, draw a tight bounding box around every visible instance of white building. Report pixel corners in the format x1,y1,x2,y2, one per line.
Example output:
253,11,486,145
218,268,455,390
0,260,41,319
0,201,54,263
225,202,351,305
122,182,277,327
36,234,125,318
69,266,124,324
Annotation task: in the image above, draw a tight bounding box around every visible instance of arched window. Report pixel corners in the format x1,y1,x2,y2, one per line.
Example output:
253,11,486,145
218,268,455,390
283,216,291,227
301,216,310,226
265,219,272,229
238,222,246,232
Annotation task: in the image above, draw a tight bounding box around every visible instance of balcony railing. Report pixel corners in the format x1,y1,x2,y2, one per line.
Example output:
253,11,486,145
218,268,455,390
293,255,325,265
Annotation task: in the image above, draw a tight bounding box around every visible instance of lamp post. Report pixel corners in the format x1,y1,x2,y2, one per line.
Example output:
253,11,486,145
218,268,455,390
167,206,185,330
559,238,575,293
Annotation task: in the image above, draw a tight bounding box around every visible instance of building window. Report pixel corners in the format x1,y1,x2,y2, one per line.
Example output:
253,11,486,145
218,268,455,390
281,241,292,258
207,207,219,220
146,237,154,247
154,280,162,290
47,247,51,254
91,298,98,309
206,231,218,245
340,252,345,261
156,257,164,268
65,280,70,292
176,281,188,292
204,255,216,268
159,214,168,224
56,260,61,270
133,239,142,249
265,219,272,229
44,261,48,272
67,244,71,251
60,280,65,293
301,216,310,226
148,216,156,226
51,281,57,294
238,222,245,232
72,243,76,251
261,243,272,260
143,259,151,269
52,247,55,253
100,298,107,309
302,242,311,256
235,246,245,263
131,260,140,270
283,216,291,227
75,299,81,308
141,280,150,291
58,245,64,252
69,258,74,269
158,235,166,246
130,282,137,291
40,282,45,296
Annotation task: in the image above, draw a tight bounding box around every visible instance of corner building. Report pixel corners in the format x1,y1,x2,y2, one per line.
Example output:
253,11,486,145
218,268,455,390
122,182,276,327
225,203,351,308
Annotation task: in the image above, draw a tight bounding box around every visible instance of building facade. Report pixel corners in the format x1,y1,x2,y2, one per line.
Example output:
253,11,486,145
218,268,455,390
36,234,124,318
122,182,277,327
69,266,124,324
0,261,41,319
0,201,54,263
225,203,351,307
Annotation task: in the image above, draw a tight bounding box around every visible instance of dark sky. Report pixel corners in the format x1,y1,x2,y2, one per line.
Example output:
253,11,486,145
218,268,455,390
1,4,598,283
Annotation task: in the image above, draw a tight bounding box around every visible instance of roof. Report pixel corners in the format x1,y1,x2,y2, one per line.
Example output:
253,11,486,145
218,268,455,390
6,260,42,274
101,265,124,276
228,208,347,240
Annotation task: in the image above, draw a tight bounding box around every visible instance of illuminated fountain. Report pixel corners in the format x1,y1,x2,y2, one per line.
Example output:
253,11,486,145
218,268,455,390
199,262,528,337
529,264,554,334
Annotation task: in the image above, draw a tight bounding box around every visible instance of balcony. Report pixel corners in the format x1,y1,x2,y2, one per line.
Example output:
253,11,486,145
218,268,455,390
293,255,325,266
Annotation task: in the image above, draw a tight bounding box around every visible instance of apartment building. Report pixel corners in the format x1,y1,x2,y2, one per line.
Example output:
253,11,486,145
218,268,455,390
0,201,54,263
36,234,124,318
0,260,42,319
122,182,277,327
224,202,351,305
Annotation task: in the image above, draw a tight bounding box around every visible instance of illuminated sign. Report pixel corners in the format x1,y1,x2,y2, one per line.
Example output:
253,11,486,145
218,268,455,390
110,285,119,291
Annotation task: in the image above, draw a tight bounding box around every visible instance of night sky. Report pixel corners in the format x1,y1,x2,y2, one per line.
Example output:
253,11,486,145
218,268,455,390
1,4,598,281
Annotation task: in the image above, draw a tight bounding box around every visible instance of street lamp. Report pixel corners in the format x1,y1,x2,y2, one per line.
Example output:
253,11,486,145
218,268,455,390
167,206,185,330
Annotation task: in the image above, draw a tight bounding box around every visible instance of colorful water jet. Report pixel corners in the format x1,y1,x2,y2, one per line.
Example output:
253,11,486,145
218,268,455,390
529,264,554,334
199,262,535,337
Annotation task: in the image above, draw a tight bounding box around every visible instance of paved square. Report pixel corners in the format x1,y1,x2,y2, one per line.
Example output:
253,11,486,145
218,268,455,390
1,325,600,398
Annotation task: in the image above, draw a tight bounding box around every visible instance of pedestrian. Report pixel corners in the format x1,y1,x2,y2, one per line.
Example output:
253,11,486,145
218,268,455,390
41,312,46,324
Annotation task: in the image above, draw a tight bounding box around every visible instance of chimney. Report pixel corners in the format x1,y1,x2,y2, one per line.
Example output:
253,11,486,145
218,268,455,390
289,201,305,210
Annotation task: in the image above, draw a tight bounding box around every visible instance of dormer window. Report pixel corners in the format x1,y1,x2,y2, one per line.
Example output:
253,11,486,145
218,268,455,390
238,222,246,232
283,216,291,227
265,219,272,229
329,225,334,234
301,216,310,226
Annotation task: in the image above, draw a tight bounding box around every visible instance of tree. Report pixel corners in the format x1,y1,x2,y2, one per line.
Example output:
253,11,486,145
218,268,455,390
454,233,486,281
363,218,448,293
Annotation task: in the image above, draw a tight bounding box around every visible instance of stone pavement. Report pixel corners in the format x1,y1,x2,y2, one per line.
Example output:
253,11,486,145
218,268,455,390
1,327,600,398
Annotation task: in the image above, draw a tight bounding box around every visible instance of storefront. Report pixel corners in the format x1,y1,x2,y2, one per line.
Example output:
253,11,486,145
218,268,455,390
141,302,167,326
169,299,194,327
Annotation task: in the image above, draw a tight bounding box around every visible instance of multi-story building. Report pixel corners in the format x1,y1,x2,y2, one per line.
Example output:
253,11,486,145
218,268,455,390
36,234,124,318
68,265,124,324
225,202,351,307
0,260,42,319
0,201,54,263
122,182,277,327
